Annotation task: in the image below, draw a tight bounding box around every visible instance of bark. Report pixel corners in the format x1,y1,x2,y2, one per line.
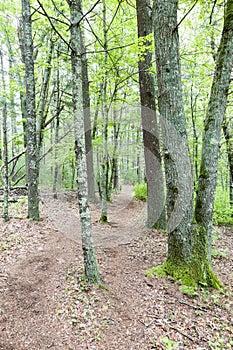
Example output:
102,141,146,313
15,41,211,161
2,104,9,222
195,0,233,239
136,0,166,229
68,0,100,284
0,49,9,221
222,116,233,212
37,36,54,148
154,0,193,254
109,102,122,192
81,31,96,202
99,0,109,222
153,0,222,288
22,0,39,220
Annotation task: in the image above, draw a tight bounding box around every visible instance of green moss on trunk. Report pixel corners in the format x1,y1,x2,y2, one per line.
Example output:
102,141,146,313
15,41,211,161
146,259,221,289
147,224,222,290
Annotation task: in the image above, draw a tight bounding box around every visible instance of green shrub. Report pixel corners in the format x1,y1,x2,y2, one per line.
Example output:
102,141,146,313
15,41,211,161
213,188,233,225
133,182,147,201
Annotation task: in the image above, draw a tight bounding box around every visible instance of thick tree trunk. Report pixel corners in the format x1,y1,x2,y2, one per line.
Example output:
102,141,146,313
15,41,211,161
152,0,231,288
136,0,166,229
68,0,100,284
154,0,193,259
195,0,233,253
22,0,40,220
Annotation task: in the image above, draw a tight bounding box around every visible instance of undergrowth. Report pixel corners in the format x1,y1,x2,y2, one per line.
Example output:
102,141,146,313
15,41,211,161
133,182,147,201
213,188,233,225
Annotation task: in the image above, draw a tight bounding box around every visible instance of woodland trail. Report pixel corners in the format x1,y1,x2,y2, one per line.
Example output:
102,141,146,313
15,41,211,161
0,186,232,350
41,185,147,247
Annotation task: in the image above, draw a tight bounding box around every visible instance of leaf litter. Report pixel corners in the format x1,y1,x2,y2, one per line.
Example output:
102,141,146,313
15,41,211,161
0,187,232,349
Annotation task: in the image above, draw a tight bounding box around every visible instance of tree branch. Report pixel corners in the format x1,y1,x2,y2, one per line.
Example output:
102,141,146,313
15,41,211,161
36,0,72,51
174,0,199,31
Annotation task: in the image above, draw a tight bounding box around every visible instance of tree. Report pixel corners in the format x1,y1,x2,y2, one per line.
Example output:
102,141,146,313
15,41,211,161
22,0,40,220
149,0,233,288
136,0,166,229
68,0,100,283
0,48,9,221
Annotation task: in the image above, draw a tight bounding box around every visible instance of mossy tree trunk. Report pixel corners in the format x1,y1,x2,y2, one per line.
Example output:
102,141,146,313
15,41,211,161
68,0,100,284
154,0,193,265
22,0,40,220
152,0,233,288
195,0,233,254
136,0,166,229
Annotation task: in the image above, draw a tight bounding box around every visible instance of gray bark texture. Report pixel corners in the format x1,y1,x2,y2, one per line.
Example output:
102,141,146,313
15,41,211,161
22,0,40,220
81,32,96,202
68,0,100,284
100,0,109,222
195,0,233,244
136,0,166,229
152,0,233,288
154,0,193,261
0,49,9,221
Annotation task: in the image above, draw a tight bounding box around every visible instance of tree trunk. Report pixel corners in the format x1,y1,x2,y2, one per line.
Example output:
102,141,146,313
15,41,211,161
152,0,231,288
0,48,9,221
81,31,96,202
68,0,100,284
136,0,166,229
22,0,40,220
195,0,233,253
37,36,54,148
222,115,233,213
99,0,109,222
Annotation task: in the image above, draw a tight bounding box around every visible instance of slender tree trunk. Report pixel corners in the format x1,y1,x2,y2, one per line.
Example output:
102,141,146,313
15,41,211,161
37,36,54,148
136,0,166,229
68,0,100,284
53,53,60,198
81,31,96,202
190,84,199,190
0,49,9,221
99,0,109,222
222,116,233,213
22,0,39,220
2,103,9,222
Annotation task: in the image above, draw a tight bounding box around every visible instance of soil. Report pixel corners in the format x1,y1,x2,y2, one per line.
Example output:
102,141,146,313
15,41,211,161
0,185,232,350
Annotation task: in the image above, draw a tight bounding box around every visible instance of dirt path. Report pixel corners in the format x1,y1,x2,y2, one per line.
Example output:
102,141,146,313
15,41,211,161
0,187,232,350
42,185,147,247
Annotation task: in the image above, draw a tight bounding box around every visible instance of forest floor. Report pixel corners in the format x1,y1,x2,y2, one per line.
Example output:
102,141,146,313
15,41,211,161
0,185,232,350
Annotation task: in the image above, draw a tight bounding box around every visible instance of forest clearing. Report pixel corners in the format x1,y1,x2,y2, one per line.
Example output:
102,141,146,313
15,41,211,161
0,186,232,350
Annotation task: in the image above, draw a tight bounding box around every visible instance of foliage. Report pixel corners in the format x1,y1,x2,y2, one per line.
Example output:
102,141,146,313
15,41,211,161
161,337,179,350
213,187,233,225
133,182,147,201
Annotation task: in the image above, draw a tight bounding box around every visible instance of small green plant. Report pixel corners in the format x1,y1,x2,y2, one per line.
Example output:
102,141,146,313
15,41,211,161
133,182,147,201
179,285,198,296
212,248,228,258
162,336,179,350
